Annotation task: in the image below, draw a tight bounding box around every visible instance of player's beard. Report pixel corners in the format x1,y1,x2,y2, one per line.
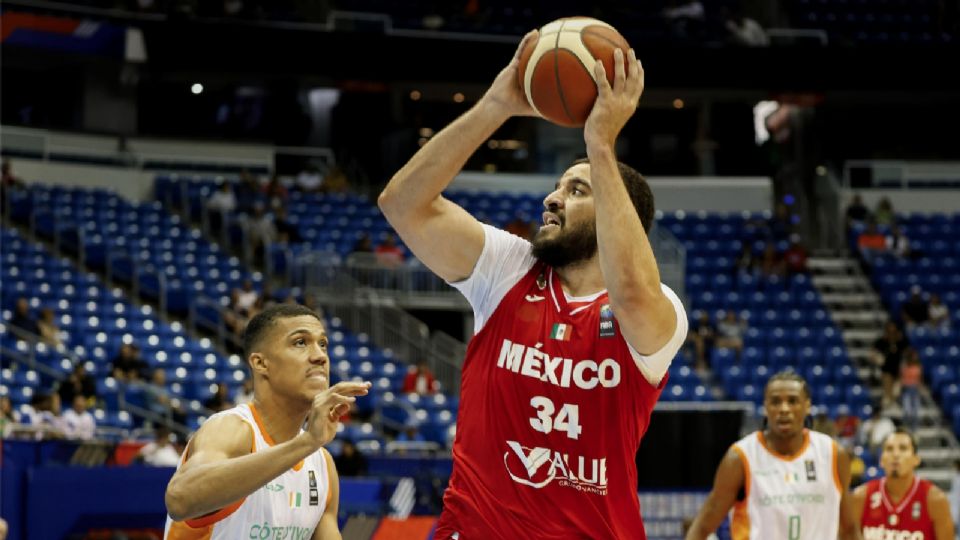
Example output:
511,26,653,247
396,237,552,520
532,217,598,269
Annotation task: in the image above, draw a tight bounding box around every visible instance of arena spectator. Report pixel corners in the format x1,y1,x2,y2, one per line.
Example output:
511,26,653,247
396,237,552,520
834,408,860,448
402,360,438,395
759,243,786,278
928,293,950,329
724,9,769,46
0,396,20,438
899,348,923,430
334,440,368,477
9,297,39,337
856,221,887,265
204,383,233,413
62,394,96,440
144,368,184,423
886,226,912,259
351,233,374,255
873,197,896,227
734,244,757,275
900,286,930,329
262,174,288,210
273,206,300,243
845,193,870,227
135,425,181,466
58,363,97,406
685,312,715,370
37,307,62,347
111,343,148,382
504,213,535,240
206,182,237,235
247,203,277,262
858,408,896,453
812,412,837,437
782,235,809,275
715,311,746,359
375,234,405,269
871,321,908,407
295,164,324,193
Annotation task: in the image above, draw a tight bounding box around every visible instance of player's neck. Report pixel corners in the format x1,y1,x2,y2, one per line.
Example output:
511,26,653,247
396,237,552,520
883,473,916,503
763,429,806,456
555,257,605,297
251,392,309,444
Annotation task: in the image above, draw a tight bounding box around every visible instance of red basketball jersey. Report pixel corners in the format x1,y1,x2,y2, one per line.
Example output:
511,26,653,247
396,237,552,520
435,262,667,540
860,477,936,540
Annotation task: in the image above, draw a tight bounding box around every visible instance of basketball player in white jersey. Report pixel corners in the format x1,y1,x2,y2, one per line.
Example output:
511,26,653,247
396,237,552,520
164,304,372,539
685,371,863,540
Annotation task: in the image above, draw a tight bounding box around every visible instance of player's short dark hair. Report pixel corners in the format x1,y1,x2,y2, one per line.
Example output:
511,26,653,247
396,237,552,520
243,304,323,359
765,370,811,399
571,158,654,232
883,427,918,454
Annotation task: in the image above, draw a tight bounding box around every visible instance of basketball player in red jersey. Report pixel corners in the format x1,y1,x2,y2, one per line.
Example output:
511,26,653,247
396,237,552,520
851,428,955,540
379,30,687,540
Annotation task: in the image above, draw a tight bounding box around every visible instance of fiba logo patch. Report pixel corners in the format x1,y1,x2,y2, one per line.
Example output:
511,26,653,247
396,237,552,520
503,441,608,495
599,304,615,338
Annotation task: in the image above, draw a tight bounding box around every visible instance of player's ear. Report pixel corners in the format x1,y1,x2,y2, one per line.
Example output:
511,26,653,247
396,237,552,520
249,352,268,376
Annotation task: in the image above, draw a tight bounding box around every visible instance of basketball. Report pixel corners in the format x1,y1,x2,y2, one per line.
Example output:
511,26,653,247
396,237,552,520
518,17,632,128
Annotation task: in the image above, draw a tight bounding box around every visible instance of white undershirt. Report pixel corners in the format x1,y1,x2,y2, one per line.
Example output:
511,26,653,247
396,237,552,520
450,225,687,385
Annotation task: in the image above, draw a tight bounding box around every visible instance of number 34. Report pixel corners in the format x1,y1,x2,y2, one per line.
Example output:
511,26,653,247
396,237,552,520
529,396,582,440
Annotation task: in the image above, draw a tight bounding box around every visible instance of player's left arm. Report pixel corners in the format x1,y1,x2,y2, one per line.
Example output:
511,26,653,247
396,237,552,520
927,484,956,540
585,50,685,385
313,449,342,540
836,447,865,540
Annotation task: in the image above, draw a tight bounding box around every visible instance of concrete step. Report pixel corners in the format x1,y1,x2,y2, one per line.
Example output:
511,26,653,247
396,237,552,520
811,277,874,293
843,329,882,343
916,426,952,446
830,311,887,324
917,447,960,464
819,293,881,307
847,347,875,359
807,257,860,272
918,470,956,492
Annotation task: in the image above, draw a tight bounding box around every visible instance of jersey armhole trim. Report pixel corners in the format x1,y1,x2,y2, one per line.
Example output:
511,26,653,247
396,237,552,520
831,440,842,492
181,420,256,529
732,445,751,500
322,447,334,508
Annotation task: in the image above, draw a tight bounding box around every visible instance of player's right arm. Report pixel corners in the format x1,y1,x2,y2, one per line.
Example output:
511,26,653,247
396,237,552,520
165,382,369,521
685,448,746,540
927,484,957,540
378,30,538,283
849,484,868,529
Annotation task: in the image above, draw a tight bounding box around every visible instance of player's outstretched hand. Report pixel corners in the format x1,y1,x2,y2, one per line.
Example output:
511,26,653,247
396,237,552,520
303,381,371,448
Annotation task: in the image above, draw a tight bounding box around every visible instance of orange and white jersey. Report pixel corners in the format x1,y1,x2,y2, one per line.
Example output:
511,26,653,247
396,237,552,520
729,429,841,540
164,403,332,540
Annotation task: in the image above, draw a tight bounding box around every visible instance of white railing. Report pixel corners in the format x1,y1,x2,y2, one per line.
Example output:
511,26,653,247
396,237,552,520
765,28,829,46
1,125,336,176
843,160,960,189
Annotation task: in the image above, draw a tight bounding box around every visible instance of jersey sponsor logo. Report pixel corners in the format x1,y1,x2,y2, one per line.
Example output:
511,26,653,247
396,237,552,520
496,339,621,390
804,460,817,481
525,294,545,303
757,492,826,507
862,525,925,540
503,440,608,495
265,482,284,492
248,522,312,539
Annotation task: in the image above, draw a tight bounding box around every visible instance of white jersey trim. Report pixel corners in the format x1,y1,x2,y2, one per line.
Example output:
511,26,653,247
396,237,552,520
448,224,687,385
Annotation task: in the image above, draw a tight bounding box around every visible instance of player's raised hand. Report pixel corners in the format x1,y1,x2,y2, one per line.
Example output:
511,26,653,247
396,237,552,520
303,381,371,448
584,48,644,148
480,29,540,118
